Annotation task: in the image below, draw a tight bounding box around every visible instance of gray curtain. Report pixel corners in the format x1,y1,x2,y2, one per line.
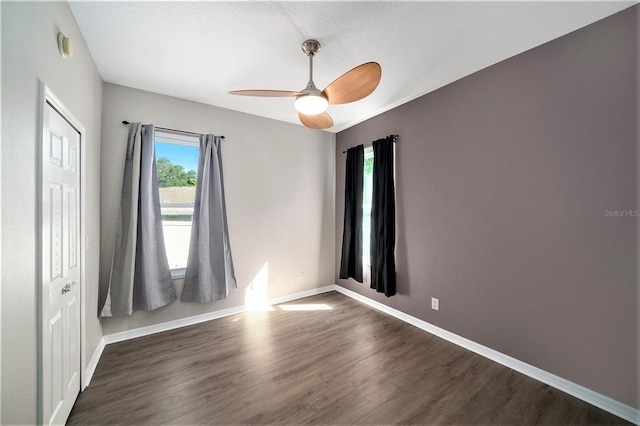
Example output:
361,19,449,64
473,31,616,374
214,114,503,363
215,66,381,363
181,134,237,302
101,123,177,317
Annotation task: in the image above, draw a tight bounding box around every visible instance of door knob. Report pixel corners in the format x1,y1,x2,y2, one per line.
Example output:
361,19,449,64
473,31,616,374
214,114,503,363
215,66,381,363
61,283,71,294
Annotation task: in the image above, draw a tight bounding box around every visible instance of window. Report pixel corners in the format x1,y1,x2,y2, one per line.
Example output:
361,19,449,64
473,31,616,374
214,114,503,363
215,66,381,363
362,146,374,266
155,131,199,275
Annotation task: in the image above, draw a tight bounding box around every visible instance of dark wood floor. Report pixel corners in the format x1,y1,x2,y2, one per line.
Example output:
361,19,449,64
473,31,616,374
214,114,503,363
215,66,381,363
69,291,629,425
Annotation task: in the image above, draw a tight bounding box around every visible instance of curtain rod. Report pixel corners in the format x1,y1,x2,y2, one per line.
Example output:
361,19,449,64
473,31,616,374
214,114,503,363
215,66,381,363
121,121,225,139
342,134,398,153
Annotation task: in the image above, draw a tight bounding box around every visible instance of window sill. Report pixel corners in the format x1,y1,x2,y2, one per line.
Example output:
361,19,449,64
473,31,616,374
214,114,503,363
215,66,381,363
170,268,186,280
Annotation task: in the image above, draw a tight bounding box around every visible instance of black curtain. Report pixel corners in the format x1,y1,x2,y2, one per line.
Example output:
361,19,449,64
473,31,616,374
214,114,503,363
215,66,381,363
370,137,396,296
339,145,364,282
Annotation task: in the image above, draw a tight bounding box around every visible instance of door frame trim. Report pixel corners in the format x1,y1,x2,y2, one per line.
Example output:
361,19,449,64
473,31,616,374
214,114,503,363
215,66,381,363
37,82,87,424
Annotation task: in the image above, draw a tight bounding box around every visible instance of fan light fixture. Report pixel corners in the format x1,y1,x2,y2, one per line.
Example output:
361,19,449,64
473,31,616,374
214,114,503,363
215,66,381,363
295,93,328,115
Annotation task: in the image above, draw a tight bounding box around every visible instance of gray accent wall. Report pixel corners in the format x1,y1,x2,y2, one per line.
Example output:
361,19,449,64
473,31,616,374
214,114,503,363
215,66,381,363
637,5,640,413
1,2,103,423
336,6,638,409
100,84,335,335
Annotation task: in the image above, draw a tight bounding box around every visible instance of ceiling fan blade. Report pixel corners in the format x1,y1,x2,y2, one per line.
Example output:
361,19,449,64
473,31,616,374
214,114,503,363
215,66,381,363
229,89,306,97
322,62,382,105
298,111,334,129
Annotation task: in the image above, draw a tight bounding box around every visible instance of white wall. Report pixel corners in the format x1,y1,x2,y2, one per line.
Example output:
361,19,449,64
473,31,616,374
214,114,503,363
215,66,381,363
0,2,103,423
101,83,336,335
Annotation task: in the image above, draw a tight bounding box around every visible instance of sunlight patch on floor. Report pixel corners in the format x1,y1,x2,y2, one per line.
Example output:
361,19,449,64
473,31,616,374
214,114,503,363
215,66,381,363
278,303,332,311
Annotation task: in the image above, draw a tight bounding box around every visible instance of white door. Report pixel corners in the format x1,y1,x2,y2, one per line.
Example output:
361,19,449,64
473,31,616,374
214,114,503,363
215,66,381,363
41,101,81,425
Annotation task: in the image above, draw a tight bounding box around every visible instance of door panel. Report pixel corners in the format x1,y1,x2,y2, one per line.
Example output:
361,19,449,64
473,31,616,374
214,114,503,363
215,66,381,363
42,102,81,425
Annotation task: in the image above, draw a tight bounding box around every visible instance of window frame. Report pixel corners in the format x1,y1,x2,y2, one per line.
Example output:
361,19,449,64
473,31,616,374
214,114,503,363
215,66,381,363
362,146,374,267
155,130,200,279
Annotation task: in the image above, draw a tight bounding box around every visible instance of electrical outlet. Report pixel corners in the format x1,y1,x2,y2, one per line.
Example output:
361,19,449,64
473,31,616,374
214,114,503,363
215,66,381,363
431,297,439,311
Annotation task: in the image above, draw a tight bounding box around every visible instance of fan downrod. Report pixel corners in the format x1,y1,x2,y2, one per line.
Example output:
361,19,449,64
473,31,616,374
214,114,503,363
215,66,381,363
301,39,321,56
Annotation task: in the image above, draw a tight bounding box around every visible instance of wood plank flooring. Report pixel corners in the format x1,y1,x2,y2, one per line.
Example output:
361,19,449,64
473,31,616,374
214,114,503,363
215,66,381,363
68,291,630,425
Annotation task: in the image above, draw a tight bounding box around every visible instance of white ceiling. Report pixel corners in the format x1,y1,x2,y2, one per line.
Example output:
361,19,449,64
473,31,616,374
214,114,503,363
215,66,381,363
69,1,634,133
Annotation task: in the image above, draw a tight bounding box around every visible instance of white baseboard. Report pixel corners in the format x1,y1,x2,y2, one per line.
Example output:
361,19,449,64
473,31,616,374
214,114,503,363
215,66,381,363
102,304,247,345
268,285,335,305
83,338,105,390
332,284,640,425
102,285,337,346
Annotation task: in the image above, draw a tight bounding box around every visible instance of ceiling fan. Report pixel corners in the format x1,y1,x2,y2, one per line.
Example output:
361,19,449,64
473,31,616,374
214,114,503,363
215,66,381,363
229,39,382,130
